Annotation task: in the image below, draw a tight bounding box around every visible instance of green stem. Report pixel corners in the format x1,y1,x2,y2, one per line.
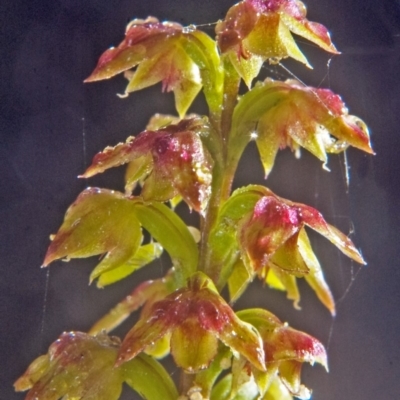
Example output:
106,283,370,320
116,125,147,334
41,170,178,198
198,56,241,281
220,56,241,161
179,371,195,397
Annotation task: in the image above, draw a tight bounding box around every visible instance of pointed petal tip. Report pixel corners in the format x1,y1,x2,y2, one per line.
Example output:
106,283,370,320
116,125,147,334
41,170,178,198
78,167,95,179
42,253,54,268
114,349,132,368
367,147,376,156
83,73,99,83
327,45,341,56
353,249,366,265
115,344,139,367
114,356,124,368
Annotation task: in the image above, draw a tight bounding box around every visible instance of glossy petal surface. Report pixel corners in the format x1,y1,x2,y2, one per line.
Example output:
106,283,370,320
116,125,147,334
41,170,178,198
86,18,222,116
94,242,163,287
216,0,339,83
44,189,198,283
231,79,373,177
218,185,363,312
14,332,124,400
238,308,327,398
82,117,213,213
43,188,142,280
117,273,266,372
240,193,365,270
238,308,327,368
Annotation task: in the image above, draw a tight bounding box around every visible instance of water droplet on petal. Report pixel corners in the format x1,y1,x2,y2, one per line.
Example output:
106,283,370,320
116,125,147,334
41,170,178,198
182,24,196,34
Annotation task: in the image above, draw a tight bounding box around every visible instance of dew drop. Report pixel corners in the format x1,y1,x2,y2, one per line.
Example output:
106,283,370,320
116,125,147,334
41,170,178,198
182,24,197,34
250,131,258,140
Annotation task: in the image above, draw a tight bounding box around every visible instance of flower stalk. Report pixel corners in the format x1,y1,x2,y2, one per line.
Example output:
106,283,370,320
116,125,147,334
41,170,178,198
16,1,373,399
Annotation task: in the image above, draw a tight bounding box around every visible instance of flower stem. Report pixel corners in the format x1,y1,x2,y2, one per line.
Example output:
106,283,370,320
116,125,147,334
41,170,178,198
198,56,241,282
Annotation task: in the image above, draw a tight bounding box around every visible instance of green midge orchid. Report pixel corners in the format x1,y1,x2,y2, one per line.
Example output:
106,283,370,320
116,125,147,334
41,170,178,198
216,0,339,86
16,0,374,399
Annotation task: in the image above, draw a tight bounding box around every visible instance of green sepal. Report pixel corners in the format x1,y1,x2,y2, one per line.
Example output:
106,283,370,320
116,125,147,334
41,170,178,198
15,332,126,400
181,30,224,115
252,362,279,398
125,155,153,194
208,185,268,288
262,377,293,400
210,374,232,400
43,188,143,284
89,278,171,335
194,345,232,399
210,374,259,400
170,319,219,372
228,82,287,172
144,333,171,359
95,242,163,288
228,258,253,303
169,194,183,209
229,52,264,88
264,268,301,310
279,360,310,399
122,353,179,400
125,43,202,118
297,228,335,315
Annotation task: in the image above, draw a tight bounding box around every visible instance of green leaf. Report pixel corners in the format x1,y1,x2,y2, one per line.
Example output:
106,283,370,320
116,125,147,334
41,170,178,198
95,243,163,287
133,201,198,282
122,353,179,400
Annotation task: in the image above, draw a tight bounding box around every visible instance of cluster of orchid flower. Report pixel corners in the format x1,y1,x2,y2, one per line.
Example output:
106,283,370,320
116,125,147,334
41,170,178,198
15,1,373,399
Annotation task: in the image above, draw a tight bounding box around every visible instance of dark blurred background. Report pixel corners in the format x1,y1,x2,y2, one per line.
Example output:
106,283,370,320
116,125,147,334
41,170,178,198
1,0,400,398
